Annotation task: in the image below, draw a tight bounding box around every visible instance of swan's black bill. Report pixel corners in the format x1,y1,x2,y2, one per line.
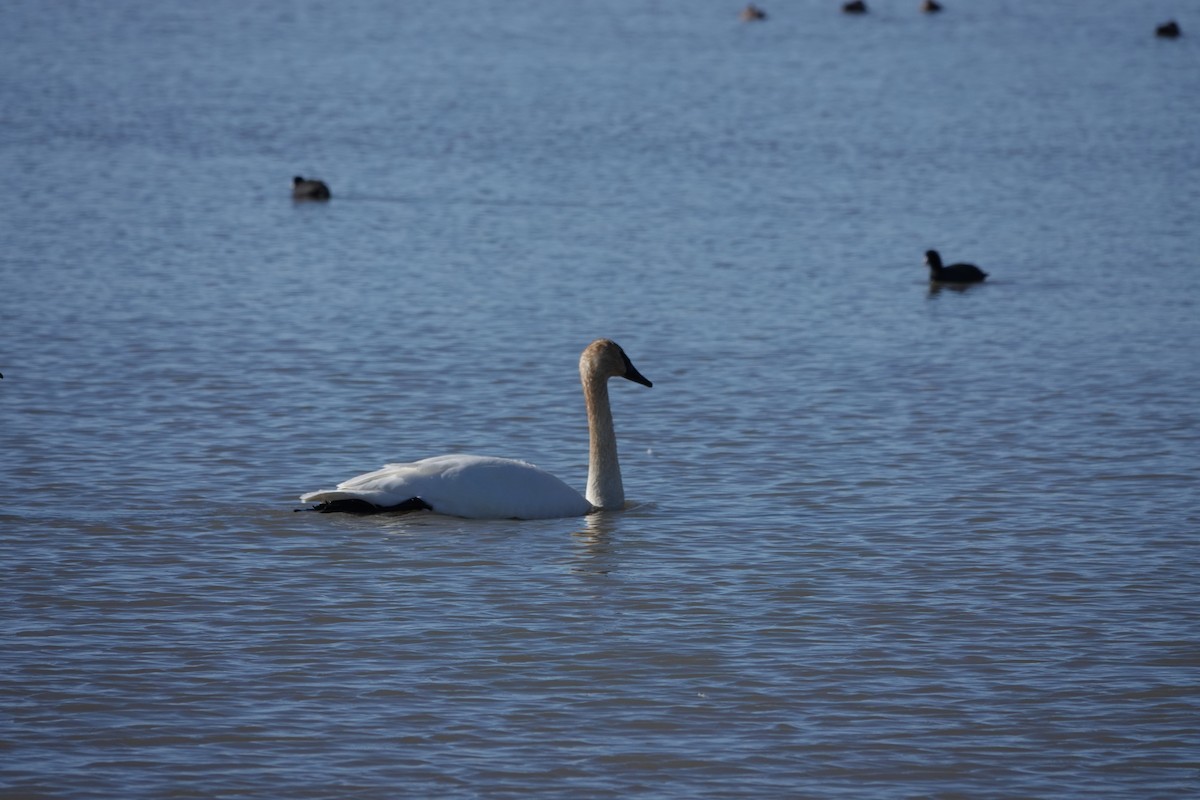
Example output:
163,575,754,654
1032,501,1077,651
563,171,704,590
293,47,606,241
621,353,653,388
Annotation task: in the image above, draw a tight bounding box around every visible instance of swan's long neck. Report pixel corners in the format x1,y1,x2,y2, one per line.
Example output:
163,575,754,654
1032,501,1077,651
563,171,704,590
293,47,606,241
583,372,623,510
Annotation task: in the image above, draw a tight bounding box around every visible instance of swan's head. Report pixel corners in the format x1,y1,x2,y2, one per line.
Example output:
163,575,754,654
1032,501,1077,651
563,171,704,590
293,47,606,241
581,339,652,388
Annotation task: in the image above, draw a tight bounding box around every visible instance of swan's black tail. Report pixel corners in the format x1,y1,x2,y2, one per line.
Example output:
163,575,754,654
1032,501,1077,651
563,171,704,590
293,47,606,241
296,497,433,514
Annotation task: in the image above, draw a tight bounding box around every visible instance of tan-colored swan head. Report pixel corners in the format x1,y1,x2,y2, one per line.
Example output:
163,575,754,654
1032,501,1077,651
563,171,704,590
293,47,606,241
579,339,653,388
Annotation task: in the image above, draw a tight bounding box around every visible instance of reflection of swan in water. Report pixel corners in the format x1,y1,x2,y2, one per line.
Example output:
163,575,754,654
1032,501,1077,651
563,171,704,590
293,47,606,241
300,339,652,520
570,509,636,576
572,514,615,570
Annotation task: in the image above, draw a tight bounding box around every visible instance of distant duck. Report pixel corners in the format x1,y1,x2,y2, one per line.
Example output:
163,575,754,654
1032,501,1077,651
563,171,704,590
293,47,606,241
1156,20,1181,39
921,0,943,13
740,4,767,21
843,1,868,14
925,250,988,283
292,175,331,200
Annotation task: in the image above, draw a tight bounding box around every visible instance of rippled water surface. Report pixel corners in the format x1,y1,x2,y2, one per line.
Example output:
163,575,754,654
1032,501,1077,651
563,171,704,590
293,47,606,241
2,0,1198,797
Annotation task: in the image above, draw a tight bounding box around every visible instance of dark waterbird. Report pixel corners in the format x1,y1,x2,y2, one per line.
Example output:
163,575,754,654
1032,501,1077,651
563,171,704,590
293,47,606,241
843,1,868,14
292,175,331,200
926,250,988,283
1156,20,1181,39
740,4,767,21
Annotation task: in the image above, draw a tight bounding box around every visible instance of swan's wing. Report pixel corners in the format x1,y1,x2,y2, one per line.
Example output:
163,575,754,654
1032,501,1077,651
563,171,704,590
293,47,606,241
300,454,593,520
300,456,466,508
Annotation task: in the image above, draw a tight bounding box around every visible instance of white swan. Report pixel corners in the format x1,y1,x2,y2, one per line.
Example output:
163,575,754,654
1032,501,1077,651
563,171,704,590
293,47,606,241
299,339,653,519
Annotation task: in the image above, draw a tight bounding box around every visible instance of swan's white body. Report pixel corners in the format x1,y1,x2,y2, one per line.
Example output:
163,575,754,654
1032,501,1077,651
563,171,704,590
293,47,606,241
300,339,652,520
302,454,593,520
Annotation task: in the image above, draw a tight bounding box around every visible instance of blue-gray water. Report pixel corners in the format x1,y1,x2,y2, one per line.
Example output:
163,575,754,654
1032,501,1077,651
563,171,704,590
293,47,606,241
2,1,1198,797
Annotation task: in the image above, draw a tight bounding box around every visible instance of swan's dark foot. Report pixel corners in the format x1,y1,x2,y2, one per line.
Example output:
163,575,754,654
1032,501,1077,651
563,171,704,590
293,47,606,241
301,497,433,514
